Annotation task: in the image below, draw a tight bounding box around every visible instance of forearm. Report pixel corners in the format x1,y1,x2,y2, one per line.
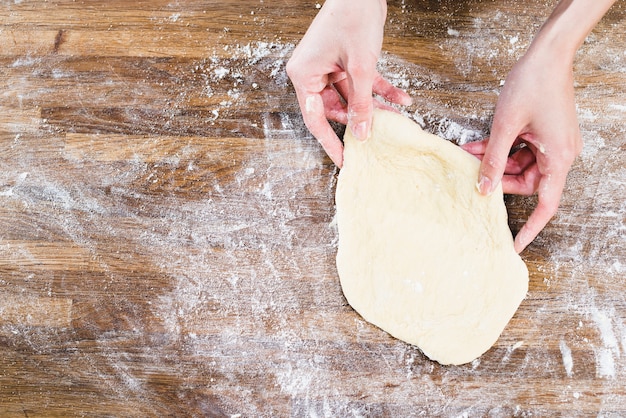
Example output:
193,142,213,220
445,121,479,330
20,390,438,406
530,0,616,60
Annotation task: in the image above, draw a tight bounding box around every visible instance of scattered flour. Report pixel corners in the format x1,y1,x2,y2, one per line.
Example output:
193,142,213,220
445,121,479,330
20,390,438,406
596,349,617,379
591,308,621,379
190,41,294,121
559,340,574,377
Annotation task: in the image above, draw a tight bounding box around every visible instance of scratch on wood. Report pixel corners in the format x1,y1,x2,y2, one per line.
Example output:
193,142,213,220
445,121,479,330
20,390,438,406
53,29,66,53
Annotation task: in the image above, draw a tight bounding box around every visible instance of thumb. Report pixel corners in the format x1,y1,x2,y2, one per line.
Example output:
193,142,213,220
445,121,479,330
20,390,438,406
345,64,376,141
477,123,517,196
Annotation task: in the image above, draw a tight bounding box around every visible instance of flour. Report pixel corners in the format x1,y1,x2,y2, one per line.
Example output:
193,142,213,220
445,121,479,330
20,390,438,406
592,309,621,354
589,308,622,379
559,340,574,377
377,54,487,144
596,349,617,378
190,41,294,122
442,14,534,77
609,104,626,112
422,114,483,145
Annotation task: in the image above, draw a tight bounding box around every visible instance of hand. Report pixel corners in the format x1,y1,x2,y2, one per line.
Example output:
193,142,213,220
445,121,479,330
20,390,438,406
463,0,615,253
286,0,411,167
463,48,582,253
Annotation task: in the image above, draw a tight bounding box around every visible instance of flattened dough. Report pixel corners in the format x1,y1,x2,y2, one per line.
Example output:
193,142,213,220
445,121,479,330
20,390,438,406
335,110,528,365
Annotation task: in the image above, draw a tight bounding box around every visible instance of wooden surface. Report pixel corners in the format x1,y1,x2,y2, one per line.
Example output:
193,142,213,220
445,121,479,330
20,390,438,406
1,0,625,416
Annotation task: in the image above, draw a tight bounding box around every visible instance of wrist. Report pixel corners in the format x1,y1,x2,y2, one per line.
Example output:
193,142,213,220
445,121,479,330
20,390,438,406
324,0,388,23
527,21,578,66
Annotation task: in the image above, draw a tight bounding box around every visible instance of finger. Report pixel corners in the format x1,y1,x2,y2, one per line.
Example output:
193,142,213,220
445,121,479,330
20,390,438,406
335,77,400,115
501,163,541,195
327,71,347,85
505,146,536,175
478,120,519,196
345,59,377,141
461,139,489,156
464,136,527,156
513,171,567,253
372,74,412,106
373,98,400,113
333,78,349,104
320,85,348,125
461,139,489,162
296,92,344,167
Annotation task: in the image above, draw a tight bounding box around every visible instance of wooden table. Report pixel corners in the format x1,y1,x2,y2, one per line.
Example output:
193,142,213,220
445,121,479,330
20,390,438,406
1,0,625,416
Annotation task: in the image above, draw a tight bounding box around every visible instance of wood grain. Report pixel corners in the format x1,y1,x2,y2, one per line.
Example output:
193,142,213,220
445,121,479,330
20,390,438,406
1,0,625,416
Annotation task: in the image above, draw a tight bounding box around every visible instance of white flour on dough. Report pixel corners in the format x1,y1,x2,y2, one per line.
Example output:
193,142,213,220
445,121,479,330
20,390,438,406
335,109,528,365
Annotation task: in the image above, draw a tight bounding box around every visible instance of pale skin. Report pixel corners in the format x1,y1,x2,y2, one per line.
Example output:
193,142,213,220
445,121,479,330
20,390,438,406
287,0,616,253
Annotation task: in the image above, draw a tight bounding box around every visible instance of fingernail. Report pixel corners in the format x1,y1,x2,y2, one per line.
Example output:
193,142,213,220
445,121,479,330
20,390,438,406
400,95,413,106
351,121,369,142
514,229,529,253
476,175,493,196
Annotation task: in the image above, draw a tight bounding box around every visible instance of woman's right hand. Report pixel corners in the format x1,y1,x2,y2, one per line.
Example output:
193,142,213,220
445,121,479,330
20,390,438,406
286,0,411,167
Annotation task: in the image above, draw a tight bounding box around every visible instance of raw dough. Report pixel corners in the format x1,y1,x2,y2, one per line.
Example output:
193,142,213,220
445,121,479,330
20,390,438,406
335,109,528,365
